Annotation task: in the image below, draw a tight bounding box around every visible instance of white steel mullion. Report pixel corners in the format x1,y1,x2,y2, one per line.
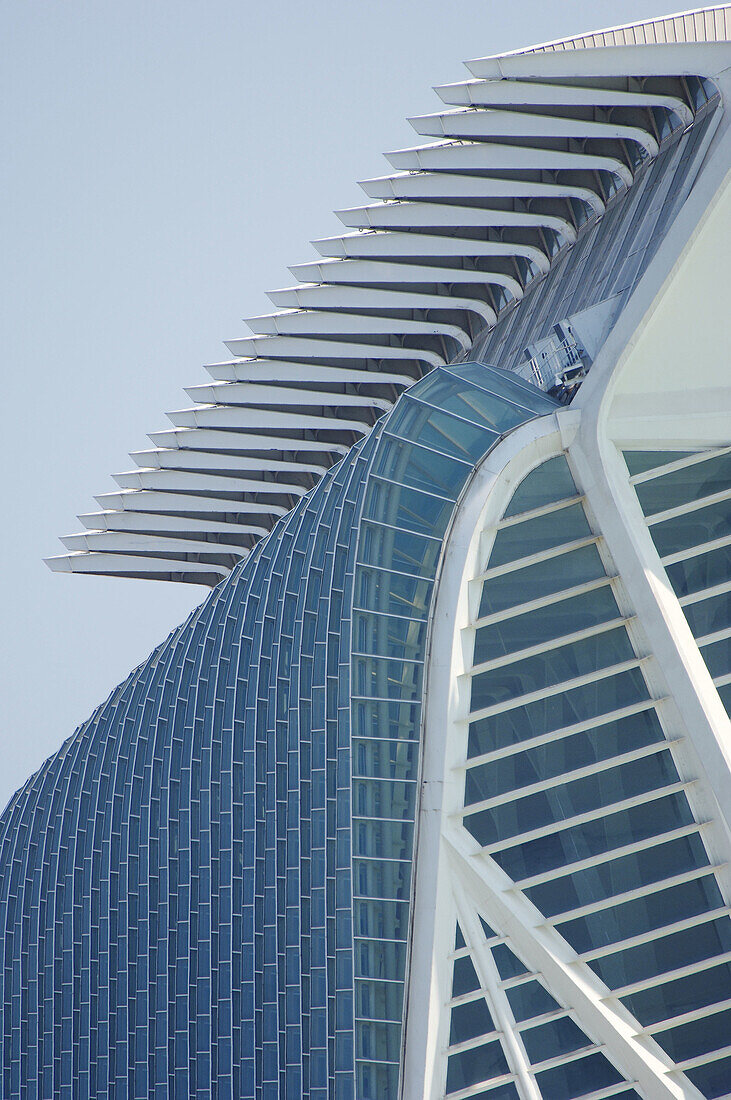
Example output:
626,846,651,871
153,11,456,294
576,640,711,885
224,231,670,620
442,827,686,1099
545,864,725,925
697,623,731,647
674,1042,731,1071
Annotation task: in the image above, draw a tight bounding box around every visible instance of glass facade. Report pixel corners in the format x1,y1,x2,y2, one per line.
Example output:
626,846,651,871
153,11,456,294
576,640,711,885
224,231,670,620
452,453,731,1098
0,365,555,1099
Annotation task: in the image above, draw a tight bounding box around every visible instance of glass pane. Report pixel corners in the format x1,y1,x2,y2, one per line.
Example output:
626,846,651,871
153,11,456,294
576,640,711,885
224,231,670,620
623,450,697,477
353,610,427,662
465,708,663,799
465,752,679,846
386,398,500,464
479,545,606,617
590,917,731,989
470,628,635,713
373,435,471,497
635,451,731,515
527,833,710,918
415,372,533,434
359,522,441,577
449,998,495,1045
557,875,723,954
446,1041,510,1094
700,635,731,679
650,498,731,557
684,591,731,639
467,668,650,758
622,961,731,1025
686,1054,731,1098
452,955,481,997
474,585,619,664
447,361,559,414
654,1006,731,1064
520,1016,591,1064
505,980,559,1022
665,544,731,597
492,944,528,980
488,504,591,569
535,1052,622,1099
503,455,578,518
492,793,694,880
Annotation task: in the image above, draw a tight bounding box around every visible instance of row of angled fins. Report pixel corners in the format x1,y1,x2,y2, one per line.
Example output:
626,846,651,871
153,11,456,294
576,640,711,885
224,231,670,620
46,24,726,584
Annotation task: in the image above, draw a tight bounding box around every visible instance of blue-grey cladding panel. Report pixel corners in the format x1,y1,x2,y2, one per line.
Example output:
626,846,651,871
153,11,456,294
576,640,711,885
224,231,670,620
0,365,556,1099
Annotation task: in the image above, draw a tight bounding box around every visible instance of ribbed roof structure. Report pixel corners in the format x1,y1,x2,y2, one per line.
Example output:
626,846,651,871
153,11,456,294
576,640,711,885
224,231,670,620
46,5,731,586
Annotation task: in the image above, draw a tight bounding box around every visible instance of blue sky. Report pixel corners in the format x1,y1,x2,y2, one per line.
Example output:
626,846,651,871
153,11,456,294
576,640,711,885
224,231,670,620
1,0,687,808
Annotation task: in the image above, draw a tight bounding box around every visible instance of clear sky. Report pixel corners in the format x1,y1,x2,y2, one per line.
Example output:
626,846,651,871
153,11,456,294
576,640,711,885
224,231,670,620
1,0,688,809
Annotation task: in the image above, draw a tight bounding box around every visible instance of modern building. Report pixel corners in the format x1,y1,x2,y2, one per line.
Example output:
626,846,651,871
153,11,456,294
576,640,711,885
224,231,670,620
2,7,731,1098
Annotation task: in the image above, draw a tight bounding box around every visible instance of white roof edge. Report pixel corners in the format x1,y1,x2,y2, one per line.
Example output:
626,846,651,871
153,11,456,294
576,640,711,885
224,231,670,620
472,4,731,62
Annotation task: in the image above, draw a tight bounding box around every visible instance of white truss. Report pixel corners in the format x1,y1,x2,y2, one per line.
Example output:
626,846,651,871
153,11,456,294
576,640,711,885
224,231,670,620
46,7,731,584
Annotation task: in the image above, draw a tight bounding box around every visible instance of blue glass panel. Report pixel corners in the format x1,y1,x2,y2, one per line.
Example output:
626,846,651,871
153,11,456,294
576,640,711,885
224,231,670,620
650,499,730,556
623,451,696,477
468,669,649,757
535,1052,622,1099
654,1006,731,1063
700,635,731,678
363,479,454,538
684,591,731,639
590,917,731,988
446,362,558,414
622,961,731,1025
384,399,498,464
470,628,635,712
414,374,532,434
505,981,559,1022
520,1016,591,1064
474,585,619,664
446,1041,510,1094
374,434,474,497
492,944,527,980
492,794,694,880
449,998,495,1045
452,956,481,997
466,708,662,799
557,875,723,953
488,504,591,569
665,544,731,597
478,544,606,618
359,524,441,578
466,751,678,846
686,1054,731,1098
356,1020,403,1062
502,456,578,518
527,833,710,917
635,452,731,515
